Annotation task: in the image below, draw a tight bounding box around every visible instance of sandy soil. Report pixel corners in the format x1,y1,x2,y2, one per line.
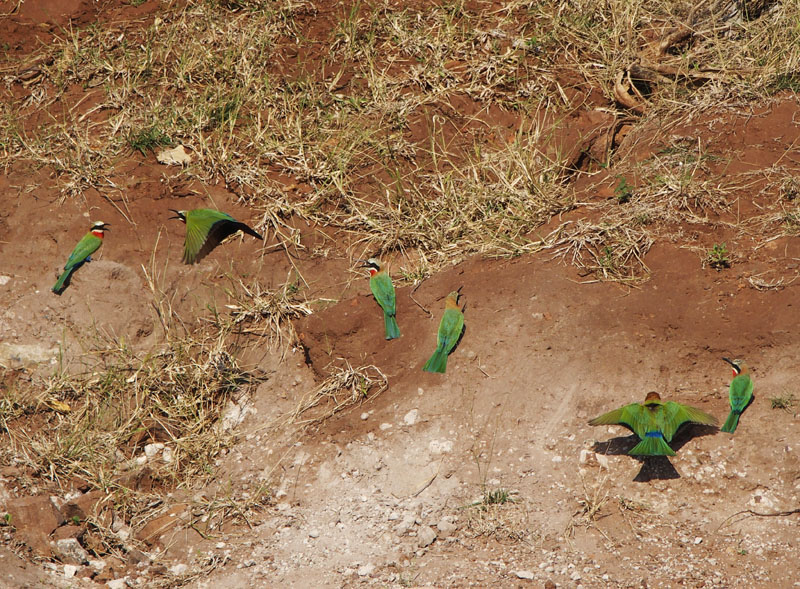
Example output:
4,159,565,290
1,1,799,588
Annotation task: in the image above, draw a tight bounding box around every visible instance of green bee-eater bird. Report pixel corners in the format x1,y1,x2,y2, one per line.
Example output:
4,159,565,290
721,357,754,434
359,258,400,340
588,392,718,456
423,290,465,374
170,208,263,264
52,221,109,295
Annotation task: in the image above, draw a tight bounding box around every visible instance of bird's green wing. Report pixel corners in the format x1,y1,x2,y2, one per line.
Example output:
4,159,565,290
588,404,648,439
183,210,233,263
192,209,236,224
370,273,396,316
437,307,464,354
729,374,754,412
184,209,262,263
64,233,102,270
658,402,717,441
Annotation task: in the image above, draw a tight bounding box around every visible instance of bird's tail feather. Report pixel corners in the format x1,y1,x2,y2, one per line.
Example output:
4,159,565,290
384,314,401,340
423,347,447,373
721,410,740,433
52,269,72,295
630,435,675,456
240,223,263,240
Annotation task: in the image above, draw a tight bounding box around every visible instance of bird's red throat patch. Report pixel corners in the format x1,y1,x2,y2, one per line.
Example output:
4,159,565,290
91,230,105,238
368,268,377,276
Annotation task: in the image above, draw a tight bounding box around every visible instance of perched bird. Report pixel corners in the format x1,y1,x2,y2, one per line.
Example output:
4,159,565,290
423,290,465,373
359,258,400,340
170,208,263,264
721,357,754,434
588,392,717,456
52,221,109,295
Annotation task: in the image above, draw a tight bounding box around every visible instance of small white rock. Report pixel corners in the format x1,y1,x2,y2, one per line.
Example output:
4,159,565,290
308,529,320,538
107,578,129,589
144,443,164,458
168,563,188,576
437,516,458,536
403,409,419,426
394,514,416,536
428,439,453,454
379,423,392,430
357,563,376,577
156,144,192,166
64,564,78,578
114,526,131,542
514,570,535,579
360,412,369,420
56,538,90,565
417,525,437,548
694,537,703,545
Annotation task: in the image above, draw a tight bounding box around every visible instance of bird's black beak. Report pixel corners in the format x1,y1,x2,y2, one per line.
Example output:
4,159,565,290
356,259,371,268
168,209,182,221
722,357,740,371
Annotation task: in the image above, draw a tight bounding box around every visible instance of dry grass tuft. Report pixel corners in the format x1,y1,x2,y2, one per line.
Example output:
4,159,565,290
0,322,267,562
220,275,313,357
3,339,257,490
463,489,534,542
769,392,796,411
547,219,653,281
565,473,612,547
290,362,388,426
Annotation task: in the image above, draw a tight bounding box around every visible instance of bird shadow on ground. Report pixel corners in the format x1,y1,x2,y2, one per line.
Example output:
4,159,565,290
591,434,639,456
632,456,679,482
592,436,680,481
591,423,719,482
670,423,719,451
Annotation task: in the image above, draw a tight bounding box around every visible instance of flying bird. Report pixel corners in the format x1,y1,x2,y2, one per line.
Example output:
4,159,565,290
359,258,400,340
423,290,465,373
52,221,109,295
170,208,263,264
589,392,718,456
720,357,754,434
